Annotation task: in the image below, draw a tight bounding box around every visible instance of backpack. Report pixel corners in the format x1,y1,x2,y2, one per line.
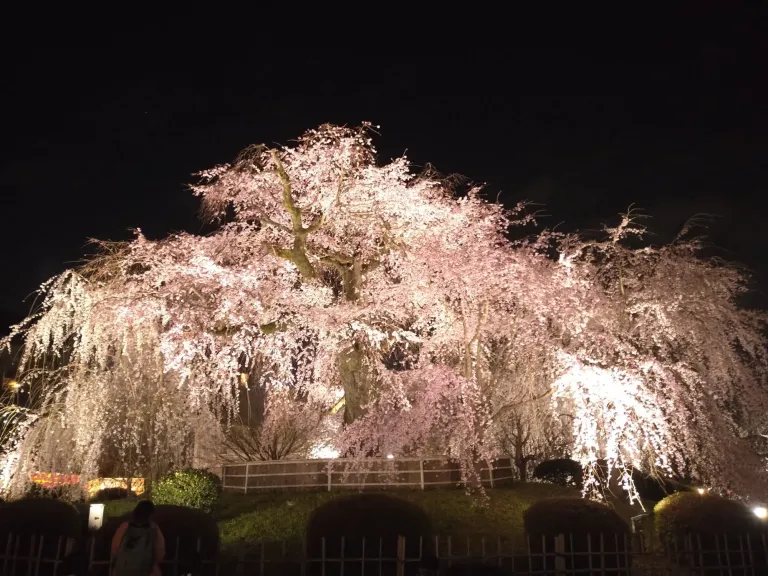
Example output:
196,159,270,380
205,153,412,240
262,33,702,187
113,522,156,576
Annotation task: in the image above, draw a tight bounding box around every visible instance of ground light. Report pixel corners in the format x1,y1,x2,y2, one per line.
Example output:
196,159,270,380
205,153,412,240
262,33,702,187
386,454,394,459
696,487,707,495
753,506,767,520
4,379,20,391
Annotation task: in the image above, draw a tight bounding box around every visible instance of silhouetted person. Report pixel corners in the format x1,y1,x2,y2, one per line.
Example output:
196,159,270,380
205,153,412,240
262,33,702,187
111,500,165,576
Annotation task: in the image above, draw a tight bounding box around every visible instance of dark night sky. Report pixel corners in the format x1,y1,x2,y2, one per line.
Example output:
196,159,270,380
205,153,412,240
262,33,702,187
1,6,767,334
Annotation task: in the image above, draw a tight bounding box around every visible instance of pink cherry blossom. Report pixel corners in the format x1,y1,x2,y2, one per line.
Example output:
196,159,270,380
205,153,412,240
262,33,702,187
1,126,766,502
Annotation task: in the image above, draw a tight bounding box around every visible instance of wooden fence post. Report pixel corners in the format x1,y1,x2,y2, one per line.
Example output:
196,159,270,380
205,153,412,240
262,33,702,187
322,537,326,575
419,459,425,490
34,534,45,573
396,535,406,576
327,461,332,492
554,534,565,575
489,461,494,488
2,534,9,575
244,464,248,494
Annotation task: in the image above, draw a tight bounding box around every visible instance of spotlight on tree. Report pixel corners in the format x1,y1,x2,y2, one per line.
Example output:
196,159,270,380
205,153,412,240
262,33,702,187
1,124,767,503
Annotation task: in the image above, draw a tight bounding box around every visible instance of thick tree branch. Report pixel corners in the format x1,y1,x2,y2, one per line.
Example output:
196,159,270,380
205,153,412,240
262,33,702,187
270,149,304,233
318,256,346,273
255,210,292,234
259,322,283,334
266,244,294,261
266,150,317,279
320,251,355,265
362,258,381,275
318,251,383,302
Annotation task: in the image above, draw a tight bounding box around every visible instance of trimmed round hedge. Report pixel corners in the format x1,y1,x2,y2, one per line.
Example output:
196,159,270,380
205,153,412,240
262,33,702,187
654,492,763,539
152,468,221,511
525,498,630,574
23,482,83,501
631,471,689,502
524,497,629,537
0,498,85,573
307,494,433,559
654,491,768,572
91,487,136,501
532,459,583,488
308,493,432,539
0,497,82,538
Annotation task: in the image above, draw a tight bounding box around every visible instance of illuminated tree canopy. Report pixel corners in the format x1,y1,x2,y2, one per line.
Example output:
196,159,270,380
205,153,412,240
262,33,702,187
2,124,767,501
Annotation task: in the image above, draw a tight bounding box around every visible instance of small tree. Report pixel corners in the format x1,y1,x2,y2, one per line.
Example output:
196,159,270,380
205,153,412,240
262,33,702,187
221,387,325,461
498,411,544,482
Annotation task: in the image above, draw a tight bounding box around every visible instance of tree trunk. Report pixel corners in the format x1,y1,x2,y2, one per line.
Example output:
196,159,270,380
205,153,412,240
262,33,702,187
515,442,527,482
514,439,530,481
338,341,372,425
336,257,374,424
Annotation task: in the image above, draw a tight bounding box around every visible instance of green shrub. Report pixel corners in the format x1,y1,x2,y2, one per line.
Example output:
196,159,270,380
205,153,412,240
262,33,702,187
631,470,689,502
533,459,583,488
524,497,629,536
654,490,768,571
91,487,135,501
24,482,68,499
152,468,221,511
654,492,762,540
307,494,433,558
524,498,630,574
0,497,82,538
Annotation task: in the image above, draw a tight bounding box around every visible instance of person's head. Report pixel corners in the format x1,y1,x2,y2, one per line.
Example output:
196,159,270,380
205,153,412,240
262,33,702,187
132,500,155,524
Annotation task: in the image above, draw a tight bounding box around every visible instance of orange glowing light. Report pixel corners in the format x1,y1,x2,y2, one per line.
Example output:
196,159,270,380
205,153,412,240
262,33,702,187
29,473,145,497
3,378,21,391
86,477,145,497
29,472,80,488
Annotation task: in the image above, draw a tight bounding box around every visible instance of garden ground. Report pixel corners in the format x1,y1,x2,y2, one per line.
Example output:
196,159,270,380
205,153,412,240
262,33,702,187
102,484,652,554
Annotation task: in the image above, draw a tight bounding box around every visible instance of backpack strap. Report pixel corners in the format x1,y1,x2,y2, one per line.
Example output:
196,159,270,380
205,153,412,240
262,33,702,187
111,521,129,568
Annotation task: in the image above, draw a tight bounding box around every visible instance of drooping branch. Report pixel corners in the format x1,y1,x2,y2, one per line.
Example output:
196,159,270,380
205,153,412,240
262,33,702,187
492,388,554,421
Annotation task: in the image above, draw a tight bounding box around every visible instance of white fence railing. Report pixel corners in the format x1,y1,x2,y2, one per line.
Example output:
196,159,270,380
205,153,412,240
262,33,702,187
221,456,517,493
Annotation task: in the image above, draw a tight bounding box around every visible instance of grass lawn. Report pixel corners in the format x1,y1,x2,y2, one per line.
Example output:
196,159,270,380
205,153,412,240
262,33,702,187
103,483,651,554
